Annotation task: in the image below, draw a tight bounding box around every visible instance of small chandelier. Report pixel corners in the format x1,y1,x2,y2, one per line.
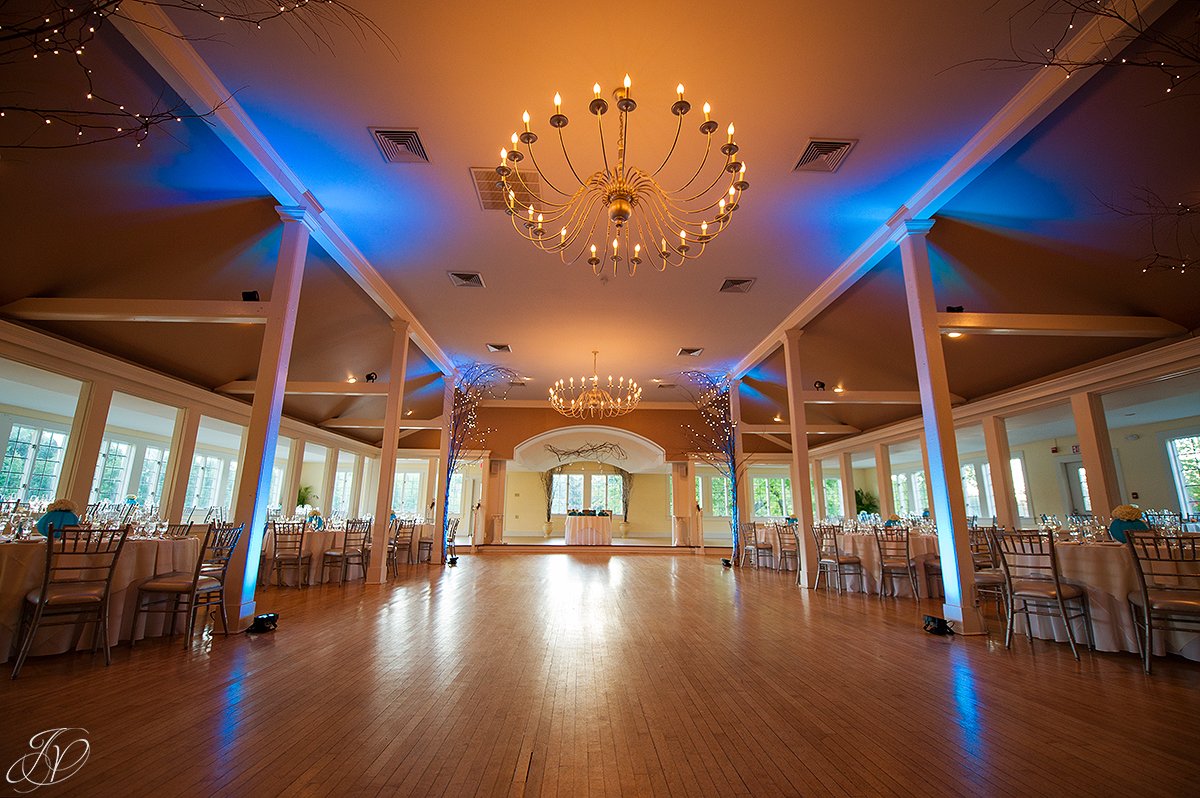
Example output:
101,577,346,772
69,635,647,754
549,351,642,418
496,74,749,277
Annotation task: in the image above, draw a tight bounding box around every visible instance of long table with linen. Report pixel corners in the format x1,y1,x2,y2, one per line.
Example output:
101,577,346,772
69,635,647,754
565,515,612,545
837,531,941,598
1021,541,1200,662
260,526,346,586
0,535,201,663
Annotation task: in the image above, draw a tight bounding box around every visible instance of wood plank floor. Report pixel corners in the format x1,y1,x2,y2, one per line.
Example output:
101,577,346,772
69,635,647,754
2,552,1199,797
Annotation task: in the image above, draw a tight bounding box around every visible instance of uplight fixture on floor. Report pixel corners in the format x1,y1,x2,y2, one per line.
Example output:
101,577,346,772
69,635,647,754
496,74,749,276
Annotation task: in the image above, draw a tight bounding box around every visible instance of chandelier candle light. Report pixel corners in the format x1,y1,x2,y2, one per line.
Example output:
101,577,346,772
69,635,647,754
549,351,642,418
496,74,748,276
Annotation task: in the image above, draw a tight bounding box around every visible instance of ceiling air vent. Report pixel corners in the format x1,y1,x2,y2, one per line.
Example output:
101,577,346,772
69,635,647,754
677,347,704,357
656,383,678,390
486,343,511,353
719,278,755,294
793,139,856,173
448,271,485,288
370,128,430,164
508,380,526,387
470,167,541,212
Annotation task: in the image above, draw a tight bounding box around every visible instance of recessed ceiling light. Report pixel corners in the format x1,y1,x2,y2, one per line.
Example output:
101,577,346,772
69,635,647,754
773,413,783,422
833,385,845,393
650,378,663,383
346,377,357,384
945,331,964,339
405,409,414,416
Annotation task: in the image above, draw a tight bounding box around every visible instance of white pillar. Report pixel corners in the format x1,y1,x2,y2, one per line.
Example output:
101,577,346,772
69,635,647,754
898,220,980,632
839,451,855,519
226,206,311,629
348,454,364,518
729,379,751,556
283,439,305,514
486,460,507,544
162,407,200,523
1070,392,1121,517
811,459,825,521
432,378,454,565
62,379,114,511
875,443,894,518
671,461,697,546
368,320,409,583
919,435,935,520
320,448,338,517
782,329,819,586
983,416,1018,529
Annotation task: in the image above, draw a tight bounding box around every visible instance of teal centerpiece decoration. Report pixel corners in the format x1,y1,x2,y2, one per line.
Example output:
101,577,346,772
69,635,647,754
36,499,80,537
1109,504,1148,543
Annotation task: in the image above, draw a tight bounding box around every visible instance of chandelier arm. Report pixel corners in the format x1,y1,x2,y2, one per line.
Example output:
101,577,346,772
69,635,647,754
649,114,684,178
667,132,714,194
629,208,667,272
675,163,733,204
526,138,575,198
560,190,606,253
596,113,611,178
504,172,577,211
617,107,629,179
557,127,588,188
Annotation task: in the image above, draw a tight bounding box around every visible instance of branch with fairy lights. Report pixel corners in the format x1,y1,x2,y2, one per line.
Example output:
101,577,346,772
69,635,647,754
495,73,749,276
0,1,387,149
544,441,629,464
440,362,518,561
1102,188,1197,275
967,1,1200,97
679,370,744,564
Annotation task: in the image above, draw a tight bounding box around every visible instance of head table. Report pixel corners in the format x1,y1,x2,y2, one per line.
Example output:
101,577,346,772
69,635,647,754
0,535,201,664
565,515,613,545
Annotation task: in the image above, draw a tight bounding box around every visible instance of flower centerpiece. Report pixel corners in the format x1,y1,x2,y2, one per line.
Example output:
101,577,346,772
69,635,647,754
124,494,138,506
884,513,902,527
1109,504,1148,543
308,507,325,531
36,498,79,537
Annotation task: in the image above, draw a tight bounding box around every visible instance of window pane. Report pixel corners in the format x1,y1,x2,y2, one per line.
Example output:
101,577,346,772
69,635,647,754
448,472,464,515
551,473,567,515
137,446,169,507
710,476,731,517
891,473,910,516
590,474,607,511
332,470,353,515
960,464,981,519
567,474,584,510
1171,435,1200,515
823,477,843,518
1010,458,1031,518
1076,466,1092,513
1,425,36,500
92,440,132,504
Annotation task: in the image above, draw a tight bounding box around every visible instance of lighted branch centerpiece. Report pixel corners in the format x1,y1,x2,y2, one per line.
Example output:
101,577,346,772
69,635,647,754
496,74,749,276
549,351,641,418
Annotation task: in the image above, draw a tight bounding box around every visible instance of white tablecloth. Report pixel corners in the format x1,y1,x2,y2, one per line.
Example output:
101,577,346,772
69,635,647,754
837,532,941,598
565,515,613,545
260,527,346,586
0,536,201,663
1020,542,1200,662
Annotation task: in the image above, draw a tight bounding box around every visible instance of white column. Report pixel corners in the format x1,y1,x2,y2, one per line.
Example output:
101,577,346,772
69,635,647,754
283,439,305,515
671,461,697,546
486,460,507,544
811,459,825,521
919,435,935,520
838,451,855,519
320,448,338,516
982,416,1018,529
348,454,364,518
899,220,979,632
62,379,114,511
226,206,311,629
432,378,454,564
368,320,410,583
162,407,200,523
476,456,491,547
1070,392,1121,517
729,379,751,556
782,329,819,586
875,443,894,518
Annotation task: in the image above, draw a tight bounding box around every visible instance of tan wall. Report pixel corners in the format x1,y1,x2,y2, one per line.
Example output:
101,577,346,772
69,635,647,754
503,463,672,538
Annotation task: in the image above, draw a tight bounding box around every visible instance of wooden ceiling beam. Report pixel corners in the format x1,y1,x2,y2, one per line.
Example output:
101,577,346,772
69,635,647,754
319,417,442,430
801,389,964,405
937,312,1187,339
1,298,270,324
741,423,861,436
218,381,388,396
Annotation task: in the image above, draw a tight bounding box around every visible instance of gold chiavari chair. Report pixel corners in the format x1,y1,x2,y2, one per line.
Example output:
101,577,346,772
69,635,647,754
809,522,861,594
873,526,920,598
994,529,1094,660
162,523,194,540
323,519,371,583
775,522,799,572
387,518,416,575
1125,529,1200,674
12,524,131,678
268,520,310,587
738,522,772,568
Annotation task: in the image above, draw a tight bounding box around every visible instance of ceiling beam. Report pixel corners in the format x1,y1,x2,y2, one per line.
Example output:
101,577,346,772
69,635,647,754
319,417,443,430
741,423,861,436
801,389,963,405
218,381,388,396
806,424,862,436
937,312,1187,339
1,298,269,324
730,0,1174,380
111,4,455,376
759,434,792,451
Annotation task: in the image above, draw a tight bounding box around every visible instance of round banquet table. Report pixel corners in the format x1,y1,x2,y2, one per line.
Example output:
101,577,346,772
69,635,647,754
260,526,346,586
565,515,613,545
0,535,201,663
1019,541,1200,662
836,532,941,598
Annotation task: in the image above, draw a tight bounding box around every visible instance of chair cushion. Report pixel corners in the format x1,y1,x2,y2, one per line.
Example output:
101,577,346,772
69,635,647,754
820,555,860,565
27,583,106,605
973,570,1005,587
1128,589,1200,614
1012,579,1084,600
881,558,911,569
140,573,221,593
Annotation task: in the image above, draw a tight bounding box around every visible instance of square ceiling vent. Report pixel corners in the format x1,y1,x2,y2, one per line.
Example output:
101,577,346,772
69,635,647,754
470,167,540,212
486,343,511,353
794,139,856,173
719,278,755,293
677,347,704,357
448,271,485,288
371,128,430,164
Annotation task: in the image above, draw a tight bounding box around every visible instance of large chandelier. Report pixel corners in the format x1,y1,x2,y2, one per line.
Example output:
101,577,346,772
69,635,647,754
496,74,748,276
549,351,642,418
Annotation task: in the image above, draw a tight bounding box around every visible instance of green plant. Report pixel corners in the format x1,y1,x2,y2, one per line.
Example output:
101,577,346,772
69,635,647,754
296,485,319,507
855,488,879,515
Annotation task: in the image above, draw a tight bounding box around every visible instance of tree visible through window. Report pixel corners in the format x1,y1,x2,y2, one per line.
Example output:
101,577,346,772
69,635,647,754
752,476,792,517
1169,435,1200,515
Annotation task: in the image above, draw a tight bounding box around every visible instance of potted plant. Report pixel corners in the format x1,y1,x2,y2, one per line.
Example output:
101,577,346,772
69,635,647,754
296,485,318,510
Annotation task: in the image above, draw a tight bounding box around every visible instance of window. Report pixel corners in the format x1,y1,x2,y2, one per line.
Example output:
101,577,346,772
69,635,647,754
891,473,911,516
1,423,69,502
709,476,732,517
1010,456,1032,519
91,440,133,503
752,476,792,518
1076,466,1092,512
590,474,624,514
137,446,170,506
268,464,285,510
823,477,843,518
1168,434,1200,515
392,471,423,516
550,473,585,514
185,454,225,513
332,469,354,515
960,463,982,519
447,472,464,515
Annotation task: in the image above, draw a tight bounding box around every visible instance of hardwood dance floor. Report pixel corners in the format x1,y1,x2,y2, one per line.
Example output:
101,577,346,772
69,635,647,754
3,552,1199,797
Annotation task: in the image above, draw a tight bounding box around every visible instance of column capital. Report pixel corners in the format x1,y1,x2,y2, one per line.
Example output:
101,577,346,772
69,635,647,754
892,218,936,242
782,328,805,345
275,205,313,225
389,317,411,335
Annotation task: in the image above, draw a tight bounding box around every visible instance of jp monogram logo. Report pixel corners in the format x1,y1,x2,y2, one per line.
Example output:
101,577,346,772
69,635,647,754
5,728,91,793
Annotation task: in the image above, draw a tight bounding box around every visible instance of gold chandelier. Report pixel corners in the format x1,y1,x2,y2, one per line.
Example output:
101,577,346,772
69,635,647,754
496,74,748,276
549,351,642,418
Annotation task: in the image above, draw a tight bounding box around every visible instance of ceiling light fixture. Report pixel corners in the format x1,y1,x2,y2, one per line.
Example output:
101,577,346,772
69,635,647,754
549,350,641,418
813,380,826,391
364,372,378,383
773,413,783,422
945,331,964,339
346,377,357,384
497,75,749,276
833,385,845,394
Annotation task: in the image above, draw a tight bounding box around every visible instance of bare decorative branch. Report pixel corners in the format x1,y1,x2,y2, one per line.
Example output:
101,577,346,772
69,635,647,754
1102,187,1199,274
544,441,629,464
